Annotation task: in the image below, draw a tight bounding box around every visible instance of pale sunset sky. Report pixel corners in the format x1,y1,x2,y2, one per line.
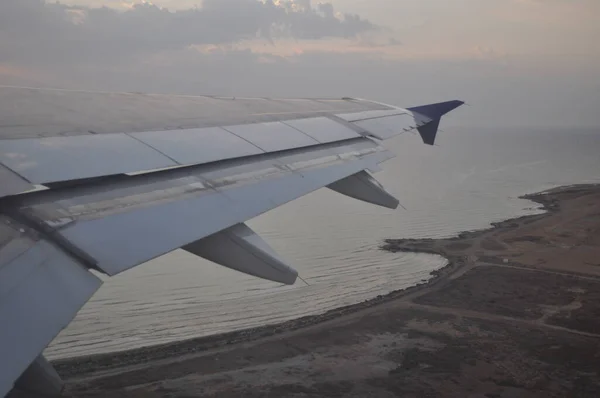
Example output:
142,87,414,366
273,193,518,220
1,0,598,127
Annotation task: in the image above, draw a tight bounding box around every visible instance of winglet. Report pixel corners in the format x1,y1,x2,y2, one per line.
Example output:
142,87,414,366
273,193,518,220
415,118,441,146
407,100,464,145
407,100,464,120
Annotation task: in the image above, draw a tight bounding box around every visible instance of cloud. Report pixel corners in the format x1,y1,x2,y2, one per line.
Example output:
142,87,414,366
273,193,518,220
0,0,375,65
0,0,598,128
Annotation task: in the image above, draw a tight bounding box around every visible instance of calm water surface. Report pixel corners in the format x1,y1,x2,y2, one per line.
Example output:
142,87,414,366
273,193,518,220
46,127,600,359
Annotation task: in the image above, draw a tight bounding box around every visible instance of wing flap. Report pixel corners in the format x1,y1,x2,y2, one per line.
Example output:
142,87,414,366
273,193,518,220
0,218,102,398
13,138,392,277
58,148,392,276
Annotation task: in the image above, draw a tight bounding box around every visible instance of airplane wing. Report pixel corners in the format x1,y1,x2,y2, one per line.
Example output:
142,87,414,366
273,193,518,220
0,86,463,396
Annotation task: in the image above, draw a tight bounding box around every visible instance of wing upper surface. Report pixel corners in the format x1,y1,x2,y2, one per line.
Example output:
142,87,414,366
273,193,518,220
0,86,391,139
0,87,451,196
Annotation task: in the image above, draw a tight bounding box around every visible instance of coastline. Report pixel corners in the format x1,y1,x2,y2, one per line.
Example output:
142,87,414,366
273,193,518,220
23,183,600,397
50,184,583,374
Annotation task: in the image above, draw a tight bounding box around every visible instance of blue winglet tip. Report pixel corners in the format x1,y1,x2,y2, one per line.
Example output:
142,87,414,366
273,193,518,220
407,100,465,120
409,100,465,145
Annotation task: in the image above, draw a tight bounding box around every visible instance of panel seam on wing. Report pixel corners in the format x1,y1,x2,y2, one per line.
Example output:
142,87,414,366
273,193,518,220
280,120,322,143
221,126,268,153
346,112,407,123
4,208,99,271
125,132,182,166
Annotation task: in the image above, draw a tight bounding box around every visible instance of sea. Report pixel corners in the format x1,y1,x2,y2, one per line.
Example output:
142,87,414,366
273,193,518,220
45,127,600,359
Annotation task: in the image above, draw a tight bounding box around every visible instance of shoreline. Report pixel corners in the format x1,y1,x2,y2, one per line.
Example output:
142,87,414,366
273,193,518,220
52,183,596,377
30,182,600,398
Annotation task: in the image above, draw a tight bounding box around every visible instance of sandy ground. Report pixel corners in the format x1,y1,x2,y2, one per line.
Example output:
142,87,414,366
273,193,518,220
11,184,600,397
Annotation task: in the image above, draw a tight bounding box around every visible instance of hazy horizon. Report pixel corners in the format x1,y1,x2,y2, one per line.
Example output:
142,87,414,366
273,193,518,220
1,0,599,128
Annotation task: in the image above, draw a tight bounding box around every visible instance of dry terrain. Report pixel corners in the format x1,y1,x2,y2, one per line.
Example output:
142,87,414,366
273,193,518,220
11,184,600,397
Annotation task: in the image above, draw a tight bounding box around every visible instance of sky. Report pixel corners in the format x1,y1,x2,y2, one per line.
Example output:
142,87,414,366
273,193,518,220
1,0,599,128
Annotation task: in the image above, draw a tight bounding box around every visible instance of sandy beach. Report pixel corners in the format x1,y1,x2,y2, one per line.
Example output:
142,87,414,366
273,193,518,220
13,184,600,397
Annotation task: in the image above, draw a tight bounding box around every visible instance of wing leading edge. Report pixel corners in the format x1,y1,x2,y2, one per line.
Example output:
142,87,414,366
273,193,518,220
0,87,464,397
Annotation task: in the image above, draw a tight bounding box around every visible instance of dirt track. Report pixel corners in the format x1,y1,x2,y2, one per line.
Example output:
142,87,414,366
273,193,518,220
12,184,600,397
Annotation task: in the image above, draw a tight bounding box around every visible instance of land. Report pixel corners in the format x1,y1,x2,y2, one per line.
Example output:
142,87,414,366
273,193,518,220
13,184,600,397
